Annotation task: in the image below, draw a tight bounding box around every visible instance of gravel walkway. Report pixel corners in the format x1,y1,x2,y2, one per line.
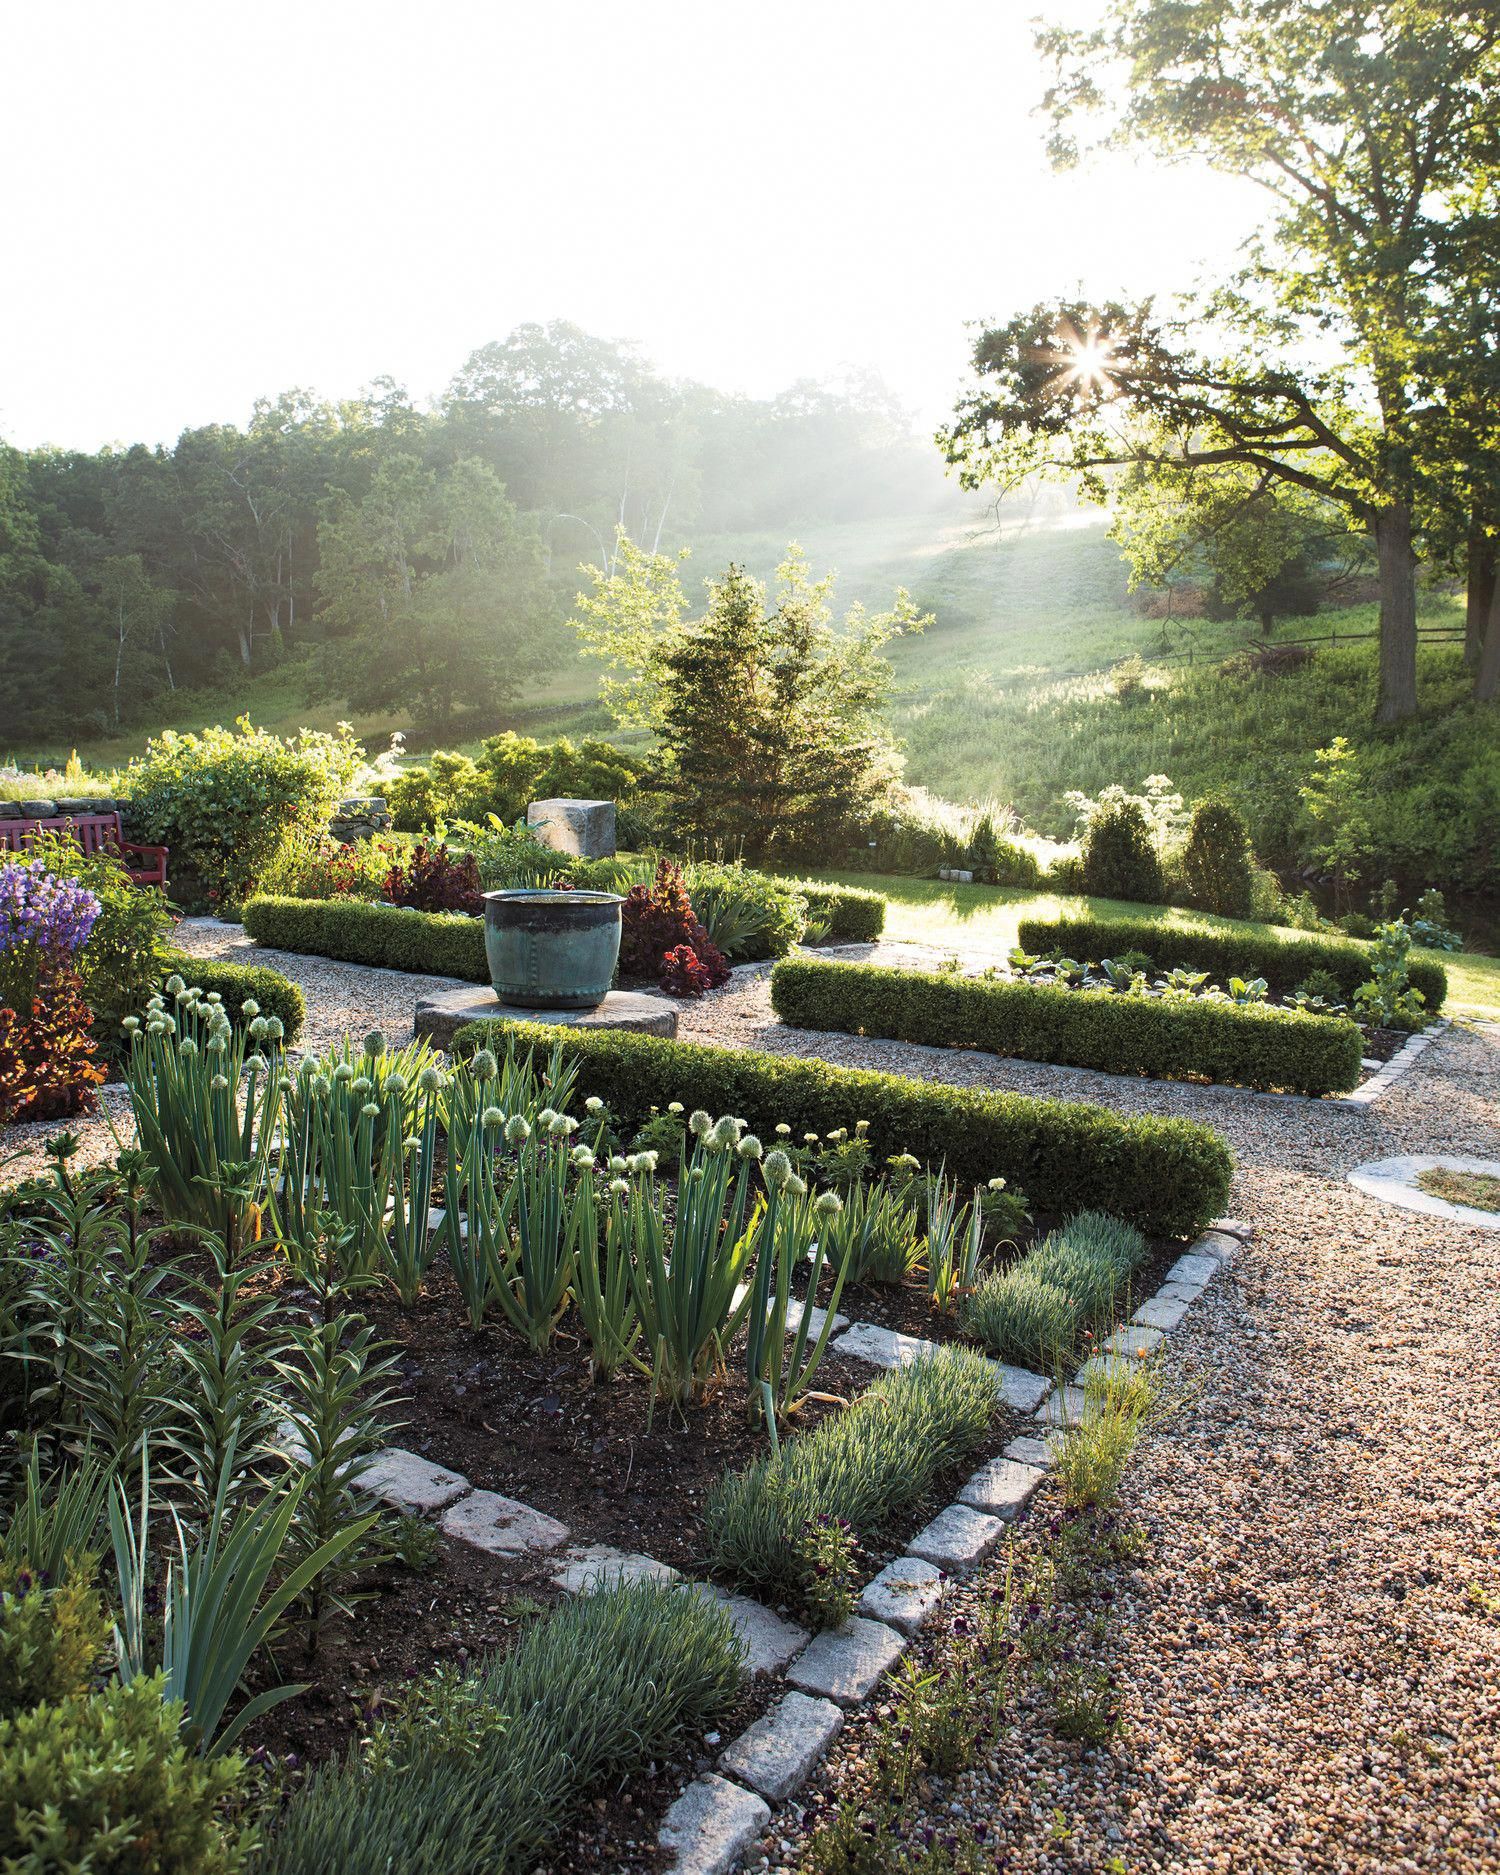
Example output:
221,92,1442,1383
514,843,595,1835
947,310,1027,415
4,932,1498,1872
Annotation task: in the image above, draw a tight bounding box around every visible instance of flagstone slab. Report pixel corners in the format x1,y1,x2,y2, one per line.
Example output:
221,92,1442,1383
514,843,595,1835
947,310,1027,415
439,1490,569,1556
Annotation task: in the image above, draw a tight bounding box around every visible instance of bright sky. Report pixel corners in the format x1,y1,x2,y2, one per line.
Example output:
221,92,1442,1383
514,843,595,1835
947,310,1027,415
1,0,1263,451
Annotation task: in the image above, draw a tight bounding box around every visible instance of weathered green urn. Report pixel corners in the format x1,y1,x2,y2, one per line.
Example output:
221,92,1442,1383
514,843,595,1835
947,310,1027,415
482,889,623,1009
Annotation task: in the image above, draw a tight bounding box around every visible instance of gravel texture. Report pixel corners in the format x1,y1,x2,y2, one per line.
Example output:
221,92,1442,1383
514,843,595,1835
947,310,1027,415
730,980,1500,1873
6,929,1498,1871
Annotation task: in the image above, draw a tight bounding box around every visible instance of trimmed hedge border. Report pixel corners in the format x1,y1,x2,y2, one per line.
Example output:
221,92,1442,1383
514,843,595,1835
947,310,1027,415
1016,912,1449,1012
157,949,307,1045
769,955,1364,1098
241,896,488,982
449,1020,1233,1238
774,879,886,944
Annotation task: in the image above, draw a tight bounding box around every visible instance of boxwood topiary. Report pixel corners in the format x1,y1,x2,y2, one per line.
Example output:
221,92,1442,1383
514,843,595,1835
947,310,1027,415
775,878,886,943
770,954,1364,1097
1015,912,1448,1011
448,1019,1234,1237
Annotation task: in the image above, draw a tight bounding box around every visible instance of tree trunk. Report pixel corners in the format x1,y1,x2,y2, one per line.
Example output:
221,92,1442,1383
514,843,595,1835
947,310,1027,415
1476,568,1500,703
1467,526,1496,673
1373,504,1418,723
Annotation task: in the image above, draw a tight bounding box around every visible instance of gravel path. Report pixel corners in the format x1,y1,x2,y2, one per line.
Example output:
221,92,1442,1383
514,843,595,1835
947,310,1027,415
5,931,1499,1872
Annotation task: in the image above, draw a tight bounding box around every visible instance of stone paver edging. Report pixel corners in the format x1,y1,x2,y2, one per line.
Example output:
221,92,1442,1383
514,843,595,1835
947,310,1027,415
328,1215,1249,1875
1347,1152,1500,1230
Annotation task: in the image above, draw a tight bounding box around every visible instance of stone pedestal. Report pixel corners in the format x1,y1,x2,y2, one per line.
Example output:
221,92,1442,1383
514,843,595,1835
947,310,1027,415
526,797,617,858
414,985,677,1050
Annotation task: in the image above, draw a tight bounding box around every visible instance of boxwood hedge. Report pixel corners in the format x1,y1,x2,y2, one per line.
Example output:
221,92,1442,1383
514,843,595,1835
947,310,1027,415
1016,912,1448,1011
241,896,488,982
770,954,1364,1097
157,950,306,1045
775,879,886,944
449,1020,1233,1238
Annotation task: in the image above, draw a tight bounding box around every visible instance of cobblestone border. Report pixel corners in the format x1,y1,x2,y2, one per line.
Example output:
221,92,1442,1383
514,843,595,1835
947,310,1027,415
1347,1152,1500,1230
308,1218,1248,1875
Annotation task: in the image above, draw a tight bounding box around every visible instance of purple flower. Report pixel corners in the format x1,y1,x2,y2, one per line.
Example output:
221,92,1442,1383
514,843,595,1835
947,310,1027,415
0,863,101,962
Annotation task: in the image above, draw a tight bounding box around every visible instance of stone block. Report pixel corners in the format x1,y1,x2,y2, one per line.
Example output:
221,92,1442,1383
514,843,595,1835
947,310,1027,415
993,1361,1052,1412
526,797,617,859
356,1447,470,1515
415,984,676,1050
683,1585,808,1675
439,1489,569,1556
787,1617,906,1706
658,1774,771,1875
1132,1294,1191,1332
906,1503,1006,1574
1035,1383,1087,1428
1208,1216,1253,1242
719,1692,843,1803
1004,1432,1061,1469
958,1456,1045,1521
1165,1252,1220,1288
1102,1323,1165,1359
857,1556,946,1635
830,1321,939,1371
551,1544,681,1593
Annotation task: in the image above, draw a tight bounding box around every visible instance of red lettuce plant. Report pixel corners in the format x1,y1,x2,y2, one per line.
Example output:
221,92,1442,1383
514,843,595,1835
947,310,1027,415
383,842,483,916
620,860,729,996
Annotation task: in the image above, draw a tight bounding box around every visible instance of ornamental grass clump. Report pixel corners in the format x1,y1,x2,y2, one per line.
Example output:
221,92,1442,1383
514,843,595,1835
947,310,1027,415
963,1209,1148,1371
258,1581,743,1875
122,979,284,1238
705,1347,997,1613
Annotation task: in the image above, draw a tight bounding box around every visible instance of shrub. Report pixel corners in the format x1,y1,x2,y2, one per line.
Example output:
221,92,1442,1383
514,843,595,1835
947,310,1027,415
1079,799,1165,904
619,858,726,991
0,1566,112,1718
384,840,482,915
0,1673,255,1873
259,1583,741,1875
453,818,570,890
770,954,1364,1097
155,953,306,1045
773,878,887,943
257,836,404,901
124,718,361,910
450,1022,1234,1237
1180,800,1255,919
241,896,488,982
15,834,171,1047
705,1349,997,1610
0,862,106,1125
681,862,804,961
1016,912,1448,1011
387,750,491,831
390,734,648,832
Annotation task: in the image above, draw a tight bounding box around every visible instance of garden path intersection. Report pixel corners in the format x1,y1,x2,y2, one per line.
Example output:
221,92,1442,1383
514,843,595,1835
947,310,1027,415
3,926,1496,1871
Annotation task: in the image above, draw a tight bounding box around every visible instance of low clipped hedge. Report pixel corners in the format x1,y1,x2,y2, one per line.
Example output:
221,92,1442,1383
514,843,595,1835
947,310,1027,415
157,950,306,1045
241,896,487,982
776,879,886,944
770,954,1364,1097
1016,912,1448,1012
451,1020,1233,1238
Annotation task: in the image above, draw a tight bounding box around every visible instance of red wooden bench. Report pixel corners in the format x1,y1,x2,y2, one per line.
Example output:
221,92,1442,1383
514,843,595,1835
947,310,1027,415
0,812,169,890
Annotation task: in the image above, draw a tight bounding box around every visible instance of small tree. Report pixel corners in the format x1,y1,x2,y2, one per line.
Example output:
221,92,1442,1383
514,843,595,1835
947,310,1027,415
1181,800,1255,920
573,542,926,857
1081,799,1165,904
1299,737,1374,913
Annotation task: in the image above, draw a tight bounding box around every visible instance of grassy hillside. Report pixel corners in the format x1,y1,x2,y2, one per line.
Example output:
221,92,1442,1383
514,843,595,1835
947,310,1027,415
10,502,1491,912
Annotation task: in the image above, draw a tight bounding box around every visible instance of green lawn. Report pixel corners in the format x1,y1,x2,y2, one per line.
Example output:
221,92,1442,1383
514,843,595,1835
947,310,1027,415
798,870,1500,1019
